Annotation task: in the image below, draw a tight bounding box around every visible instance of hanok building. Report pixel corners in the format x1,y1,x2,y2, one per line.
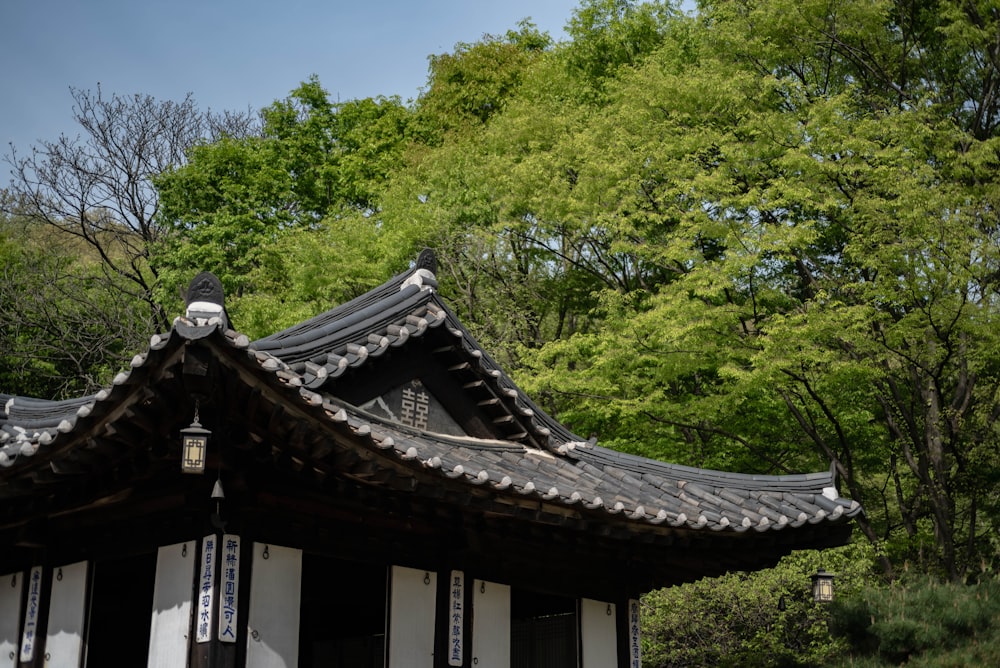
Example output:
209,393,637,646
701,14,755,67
0,251,861,668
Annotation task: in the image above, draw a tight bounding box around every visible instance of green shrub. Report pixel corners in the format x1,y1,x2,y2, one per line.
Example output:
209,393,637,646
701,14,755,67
641,543,877,667
641,542,1000,667
827,576,1000,666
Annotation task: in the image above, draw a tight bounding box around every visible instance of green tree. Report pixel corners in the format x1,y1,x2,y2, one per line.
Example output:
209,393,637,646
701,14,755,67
414,20,552,139
384,4,682,362
260,77,410,215
505,0,1000,581
153,78,415,334
566,0,677,91
4,86,257,329
0,193,155,397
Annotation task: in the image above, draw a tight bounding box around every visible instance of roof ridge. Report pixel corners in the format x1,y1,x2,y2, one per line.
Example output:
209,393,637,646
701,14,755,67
574,444,839,492
254,251,438,346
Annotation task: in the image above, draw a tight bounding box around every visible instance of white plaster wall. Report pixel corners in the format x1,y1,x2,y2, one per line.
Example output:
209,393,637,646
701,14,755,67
388,566,436,668
246,544,302,668
147,541,195,668
472,580,510,668
0,572,23,668
44,561,89,668
581,598,618,668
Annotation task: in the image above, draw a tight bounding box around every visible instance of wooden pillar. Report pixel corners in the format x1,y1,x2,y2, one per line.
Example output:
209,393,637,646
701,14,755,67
471,580,510,668
580,598,618,668
245,543,301,668
147,541,195,668
387,566,436,668
43,561,88,667
0,572,23,668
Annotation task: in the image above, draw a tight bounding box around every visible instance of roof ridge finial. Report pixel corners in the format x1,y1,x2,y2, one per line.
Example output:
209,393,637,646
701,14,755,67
184,271,229,328
416,248,437,275
401,249,439,293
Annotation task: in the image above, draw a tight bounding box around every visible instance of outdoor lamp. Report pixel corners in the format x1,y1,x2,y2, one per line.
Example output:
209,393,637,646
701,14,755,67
811,569,835,603
181,401,210,474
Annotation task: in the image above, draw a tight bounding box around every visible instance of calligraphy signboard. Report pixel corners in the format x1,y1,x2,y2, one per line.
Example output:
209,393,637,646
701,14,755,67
197,535,216,643
218,534,240,643
448,570,464,666
18,566,42,663
629,598,642,668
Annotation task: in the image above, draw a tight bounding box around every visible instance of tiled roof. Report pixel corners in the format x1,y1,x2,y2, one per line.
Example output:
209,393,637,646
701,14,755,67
0,252,861,538
252,249,578,445
269,396,861,533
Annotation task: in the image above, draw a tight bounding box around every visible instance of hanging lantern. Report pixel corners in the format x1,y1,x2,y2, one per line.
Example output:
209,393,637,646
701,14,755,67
180,401,210,474
811,569,835,603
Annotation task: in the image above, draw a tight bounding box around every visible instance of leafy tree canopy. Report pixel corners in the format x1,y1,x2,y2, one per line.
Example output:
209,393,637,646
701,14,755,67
152,78,414,335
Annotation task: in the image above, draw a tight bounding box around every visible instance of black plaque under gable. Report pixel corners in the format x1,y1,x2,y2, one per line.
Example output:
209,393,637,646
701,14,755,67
360,379,465,437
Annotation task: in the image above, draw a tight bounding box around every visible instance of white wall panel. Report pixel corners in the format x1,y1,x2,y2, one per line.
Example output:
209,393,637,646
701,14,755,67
0,572,23,668
246,544,301,668
472,579,510,668
388,566,436,668
581,598,618,668
44,561,88,668
147,541,195,668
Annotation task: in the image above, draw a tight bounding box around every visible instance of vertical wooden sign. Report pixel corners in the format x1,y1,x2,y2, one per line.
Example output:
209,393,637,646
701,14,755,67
447,570,464,666
196,535,217,643
218,535,240,643
18,566,42,663
628,599,642,668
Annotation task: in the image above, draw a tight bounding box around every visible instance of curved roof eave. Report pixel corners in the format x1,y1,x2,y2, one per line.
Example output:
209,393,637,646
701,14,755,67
0,320,249,475
0,256,862,543
229,337,863,536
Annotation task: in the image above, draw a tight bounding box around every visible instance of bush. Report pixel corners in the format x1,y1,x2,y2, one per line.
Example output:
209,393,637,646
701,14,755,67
641,543,877,667
828,576,1000,666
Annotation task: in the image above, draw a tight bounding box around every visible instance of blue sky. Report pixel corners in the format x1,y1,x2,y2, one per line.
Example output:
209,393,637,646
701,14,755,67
1,0,582,185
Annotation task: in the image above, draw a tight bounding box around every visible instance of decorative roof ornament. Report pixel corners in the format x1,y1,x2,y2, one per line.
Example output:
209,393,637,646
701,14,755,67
416,248,437,274
184,271,229,329
401,249,439,292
